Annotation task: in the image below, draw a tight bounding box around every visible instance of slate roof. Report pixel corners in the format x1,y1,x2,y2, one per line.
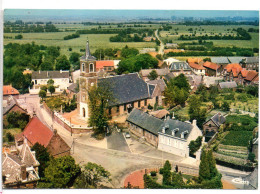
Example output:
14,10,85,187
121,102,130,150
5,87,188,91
67,83,78,93
218,81,237,89
228,57,245,64
245,57,259,64
147,79,166,92
148,84,155,96
159,119,193,140
205,131,216,138
3,85,19,96
211,57,229,64
80,40,97,61
32,71,69,79
126,108,164,135
140,69,169,77
169,62,191,71
98,73,150,106
3,96,27,115
207,113,226,127
19,141,39,167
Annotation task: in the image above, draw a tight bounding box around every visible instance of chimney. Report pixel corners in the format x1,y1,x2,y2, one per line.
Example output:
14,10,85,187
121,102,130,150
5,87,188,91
21,165,27,181
47,71,49,77
162,127,165,133
192,120,197,126
39,70,41,74
60,69,62,73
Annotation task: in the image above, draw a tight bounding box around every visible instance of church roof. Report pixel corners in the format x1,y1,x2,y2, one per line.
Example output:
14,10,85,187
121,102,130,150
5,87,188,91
98,73,150,106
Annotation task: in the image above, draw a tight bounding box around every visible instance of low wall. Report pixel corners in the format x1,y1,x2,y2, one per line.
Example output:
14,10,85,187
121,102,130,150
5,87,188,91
42,102,92,134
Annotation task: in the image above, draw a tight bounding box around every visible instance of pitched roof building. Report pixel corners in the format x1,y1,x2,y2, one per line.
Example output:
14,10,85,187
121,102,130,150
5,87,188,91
15,116,71,157
140,69,169,81
3,85,20,100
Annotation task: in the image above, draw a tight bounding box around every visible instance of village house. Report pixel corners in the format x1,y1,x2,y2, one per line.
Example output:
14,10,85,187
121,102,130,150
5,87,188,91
30,70,70,94
158,119,202,158
126,108,164,147
3,85,20,100
203,61,221,76
223,63,243,82
96,60,116,72
140,69,169,81
2,140,40,188
169,61,193,76
15,116,71,158
188,62,206,75
243,57,259,71
244,70,259,86
126,109,202,157
210,57,230,70
203,113,226,142
187,58,203,64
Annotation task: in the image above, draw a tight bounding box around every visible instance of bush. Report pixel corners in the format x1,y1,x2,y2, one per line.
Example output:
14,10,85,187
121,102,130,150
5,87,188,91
6,132,14,142
248,152,255,162
237,93,247,102
148,104,153,110
159,168,164,174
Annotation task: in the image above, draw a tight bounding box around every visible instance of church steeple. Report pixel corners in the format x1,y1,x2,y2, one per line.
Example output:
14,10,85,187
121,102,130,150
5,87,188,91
85,39,96,61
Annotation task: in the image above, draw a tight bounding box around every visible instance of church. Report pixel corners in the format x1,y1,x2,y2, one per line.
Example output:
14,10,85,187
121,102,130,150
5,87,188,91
78,40,164,121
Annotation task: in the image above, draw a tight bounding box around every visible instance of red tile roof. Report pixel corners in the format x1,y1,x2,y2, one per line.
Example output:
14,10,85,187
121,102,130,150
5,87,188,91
3,85,20,96
188,62,206,70
240,68,249,77
22,117,53,147
96,61,114,70
203,61,220,70
225,63,242,73
245,70,258,81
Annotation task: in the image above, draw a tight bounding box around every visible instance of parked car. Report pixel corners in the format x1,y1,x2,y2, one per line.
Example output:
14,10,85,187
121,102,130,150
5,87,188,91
125,132,131,138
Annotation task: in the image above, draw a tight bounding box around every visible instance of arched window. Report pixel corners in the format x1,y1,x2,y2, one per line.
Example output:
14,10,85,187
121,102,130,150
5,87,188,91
82,63,85,72
89,63,94,72
82,108,86,117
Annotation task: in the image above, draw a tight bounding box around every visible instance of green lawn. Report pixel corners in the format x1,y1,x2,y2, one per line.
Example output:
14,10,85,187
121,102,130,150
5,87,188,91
221,131,253,147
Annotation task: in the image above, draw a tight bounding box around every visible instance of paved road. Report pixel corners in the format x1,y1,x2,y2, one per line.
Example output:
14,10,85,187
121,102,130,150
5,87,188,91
155,29,164,55
107,132,131,153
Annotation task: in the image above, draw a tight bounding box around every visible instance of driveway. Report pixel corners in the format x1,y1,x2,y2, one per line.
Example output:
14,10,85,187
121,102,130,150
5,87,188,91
107,131,131,153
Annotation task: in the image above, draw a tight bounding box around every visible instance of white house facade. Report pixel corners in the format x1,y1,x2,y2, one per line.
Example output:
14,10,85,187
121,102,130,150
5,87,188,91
158,120,202,158
30,70,70,94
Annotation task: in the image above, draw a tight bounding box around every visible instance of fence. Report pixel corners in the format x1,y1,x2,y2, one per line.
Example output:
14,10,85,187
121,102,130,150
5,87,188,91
42,102,92,134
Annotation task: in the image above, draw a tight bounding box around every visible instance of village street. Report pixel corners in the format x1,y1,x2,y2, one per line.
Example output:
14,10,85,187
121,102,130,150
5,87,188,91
19,94,251,188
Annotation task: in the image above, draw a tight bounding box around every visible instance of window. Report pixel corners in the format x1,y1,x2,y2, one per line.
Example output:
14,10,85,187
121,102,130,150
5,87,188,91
35,80,37,84
156,96,159,104
82,63,85,72
138,101,141,108
209,124,212,127
89,63,94,72
109,108,112,115
124,104,127,111
117,106,119,113
144,99,147,106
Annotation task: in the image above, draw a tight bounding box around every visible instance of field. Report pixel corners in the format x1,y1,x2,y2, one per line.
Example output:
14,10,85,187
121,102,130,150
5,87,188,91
159,24,259,49
221,131,253,147
4,32,156,58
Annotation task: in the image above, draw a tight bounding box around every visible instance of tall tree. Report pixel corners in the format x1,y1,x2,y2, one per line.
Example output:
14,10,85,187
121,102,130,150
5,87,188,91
88,81,115,134
48,85,55,96
199,148,210,181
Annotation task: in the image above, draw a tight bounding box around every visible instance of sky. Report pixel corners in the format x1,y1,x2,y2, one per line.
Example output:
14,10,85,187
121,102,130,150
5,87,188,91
4,9,259,19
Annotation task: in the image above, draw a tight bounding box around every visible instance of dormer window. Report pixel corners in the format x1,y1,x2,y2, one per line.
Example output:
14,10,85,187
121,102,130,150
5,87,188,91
89,63,94,72
82,63,85,72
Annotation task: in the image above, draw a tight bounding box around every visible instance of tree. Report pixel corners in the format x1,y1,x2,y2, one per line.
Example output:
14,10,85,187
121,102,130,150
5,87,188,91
39,89,47,100
48,85,55,96
40,85,48,92
188,136,203,155
47,79,54,85
56,55,70,70
207,149,218,179
121,46,139,58
164,75,190,107
5,112,29,130
88,81,115,135
199,148,210,181
69,52,81,70
31,143,51,177
148,70,158,80
163,160,172,171
74,162,111,188
188,95,207,128
221,101,230,111
41,156,80,188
